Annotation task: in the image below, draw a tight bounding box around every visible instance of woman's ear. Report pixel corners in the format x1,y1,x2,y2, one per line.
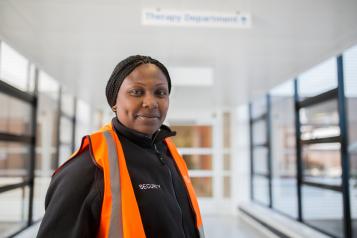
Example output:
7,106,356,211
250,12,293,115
112,106,117,112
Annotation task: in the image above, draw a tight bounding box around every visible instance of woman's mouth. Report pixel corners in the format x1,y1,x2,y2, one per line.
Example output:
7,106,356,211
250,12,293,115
136,114,160,120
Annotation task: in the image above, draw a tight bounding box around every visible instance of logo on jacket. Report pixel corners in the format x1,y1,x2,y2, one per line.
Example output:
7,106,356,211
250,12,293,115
138,184,161,190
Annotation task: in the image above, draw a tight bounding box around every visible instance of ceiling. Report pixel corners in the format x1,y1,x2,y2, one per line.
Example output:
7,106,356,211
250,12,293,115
0,0,357,116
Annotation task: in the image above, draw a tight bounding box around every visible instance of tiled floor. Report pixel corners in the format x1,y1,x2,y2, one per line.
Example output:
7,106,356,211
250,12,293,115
15,215,268,238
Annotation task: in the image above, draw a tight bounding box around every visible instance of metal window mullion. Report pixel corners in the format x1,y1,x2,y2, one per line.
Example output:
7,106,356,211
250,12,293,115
0,80,35,103
71,97,77,153
298,88,338,108
301,136,340,144
301,180,342,192
266,94,273,208
294,79,303,222
54,87,62,168
28,67,38,226
0,180,31,194
337,55,352,238
26,62,31,93
0,40,2,78
249,102,254,201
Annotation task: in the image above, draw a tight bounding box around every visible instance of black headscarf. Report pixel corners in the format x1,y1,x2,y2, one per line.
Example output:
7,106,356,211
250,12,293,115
105,55,171,107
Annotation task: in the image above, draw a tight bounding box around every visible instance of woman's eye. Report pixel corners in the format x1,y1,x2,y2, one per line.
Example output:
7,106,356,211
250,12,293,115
129,89,144,96
156,90,168,97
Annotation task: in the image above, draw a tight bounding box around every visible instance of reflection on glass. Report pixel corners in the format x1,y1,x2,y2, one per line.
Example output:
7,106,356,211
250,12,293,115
223,176,231,198
270,82,298,217
0,42,29,92
182,154,212,170
0,142,30,185
298,58,337,97
302,143,341,185
302,185,343,238
171,125,212,148
253,147,268,174
191,177,212,197
0,187,29,237
253,176,269,205
0,94,32,136
300,100,339,140
252,120,266,145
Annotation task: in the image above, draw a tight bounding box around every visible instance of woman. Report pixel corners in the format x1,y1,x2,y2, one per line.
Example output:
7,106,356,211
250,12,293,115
37,55,204,238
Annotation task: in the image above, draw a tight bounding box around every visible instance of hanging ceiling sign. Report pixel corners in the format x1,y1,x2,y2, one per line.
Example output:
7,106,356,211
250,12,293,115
142,9,252,28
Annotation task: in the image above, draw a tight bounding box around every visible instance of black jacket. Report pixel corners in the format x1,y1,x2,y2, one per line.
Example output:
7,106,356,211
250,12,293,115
37,118,199,238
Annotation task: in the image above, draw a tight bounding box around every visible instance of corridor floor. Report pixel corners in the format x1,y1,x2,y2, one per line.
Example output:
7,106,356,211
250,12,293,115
15,215,270,238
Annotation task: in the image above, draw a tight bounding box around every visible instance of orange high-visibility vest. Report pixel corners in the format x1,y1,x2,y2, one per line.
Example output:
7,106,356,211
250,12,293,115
67,123,205,238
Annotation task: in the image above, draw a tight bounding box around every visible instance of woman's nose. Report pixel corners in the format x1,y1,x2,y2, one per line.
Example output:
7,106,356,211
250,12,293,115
142,94,158,109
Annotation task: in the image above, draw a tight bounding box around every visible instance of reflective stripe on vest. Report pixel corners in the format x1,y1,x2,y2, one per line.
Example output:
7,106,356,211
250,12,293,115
71,123,204,238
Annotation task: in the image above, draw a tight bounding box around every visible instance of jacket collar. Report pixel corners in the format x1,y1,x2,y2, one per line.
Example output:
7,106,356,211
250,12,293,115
111,117,176,148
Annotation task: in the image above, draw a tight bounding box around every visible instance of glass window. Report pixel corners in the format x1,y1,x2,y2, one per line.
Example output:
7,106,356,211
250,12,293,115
253,176,269,205
298,58,337,97
182,154,212,170
59,144,72,165
252,120,266,145
171,125,212,148
190,177,212,197
300,100,339,140
343,45,357,98
61,90,75,117
33,176,51,221
302,185,343,238
38,71,59,101
75,100,91,148
0,94,33,136
60,117,73,144
344,44,357,236
270,80,298,218
253,147,268,174
0,42,29,92
75,125,88,149
0,186,29,237
251,96,267,119
0,142,31,186
302,143,341,185
76,99,91,125
35,72,60,223
36,92,59,170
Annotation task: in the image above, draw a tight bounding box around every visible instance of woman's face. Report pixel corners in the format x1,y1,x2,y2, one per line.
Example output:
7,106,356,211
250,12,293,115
114,63,169,136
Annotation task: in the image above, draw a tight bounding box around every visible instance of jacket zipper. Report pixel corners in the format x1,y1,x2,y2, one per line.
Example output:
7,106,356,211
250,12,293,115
154,144,187,238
